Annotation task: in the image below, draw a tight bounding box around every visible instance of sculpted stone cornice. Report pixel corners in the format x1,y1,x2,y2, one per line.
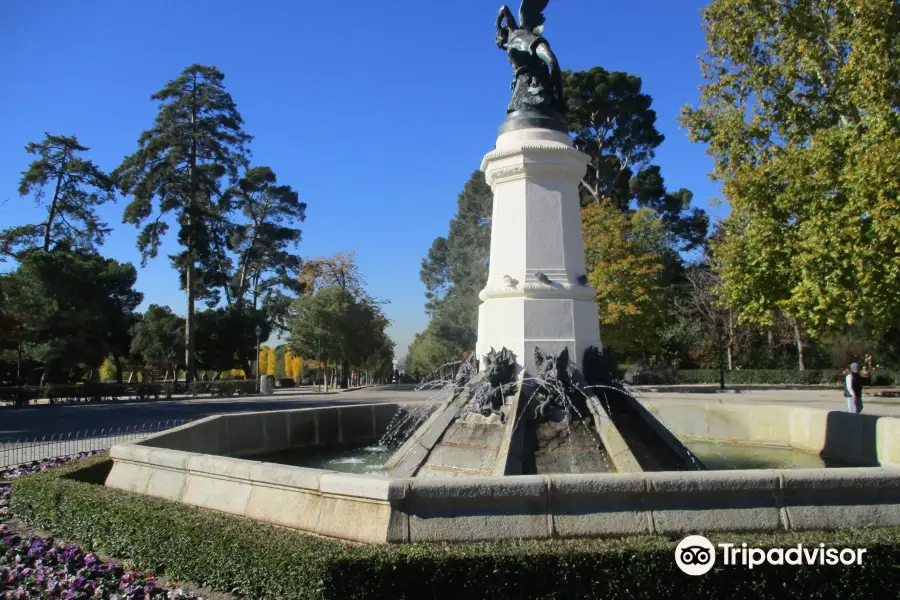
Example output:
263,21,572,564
482,143,589,165
479,281,597,302
481,144,590,187
483,161,587,187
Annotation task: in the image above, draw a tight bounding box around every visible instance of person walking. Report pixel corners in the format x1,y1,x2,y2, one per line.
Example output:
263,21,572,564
844,362,864,414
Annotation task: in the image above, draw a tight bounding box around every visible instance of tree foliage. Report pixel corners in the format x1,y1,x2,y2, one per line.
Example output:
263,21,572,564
287,285,391,381
1,134,115,257
564,68,708,250
129,305,184,376
680,0,900,331
582,200,668,356
300,251,370,301
404,327,461,379
417,171,492,360
225,166,307,315
3,252,143,383
194,306,269,377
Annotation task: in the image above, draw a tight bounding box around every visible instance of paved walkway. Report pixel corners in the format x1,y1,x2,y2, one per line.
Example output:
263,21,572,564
0,385,444,443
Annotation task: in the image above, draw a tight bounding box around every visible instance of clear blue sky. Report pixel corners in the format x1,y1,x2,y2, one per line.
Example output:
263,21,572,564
0,0,726,358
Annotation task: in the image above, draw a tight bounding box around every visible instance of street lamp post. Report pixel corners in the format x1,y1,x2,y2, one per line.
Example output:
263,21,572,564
255,325,262,394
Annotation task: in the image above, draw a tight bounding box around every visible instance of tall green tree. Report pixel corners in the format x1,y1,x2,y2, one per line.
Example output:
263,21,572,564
680,0,900,332
226,166,307,313
287,285,389,388
287,285,356,377
114,64,251,384
564,67,708,250
299,251,385,387
418,171,492,354
195,306,270,379
1,134,115,257
130,305,184,379
404,327,461,379
582,200,669,358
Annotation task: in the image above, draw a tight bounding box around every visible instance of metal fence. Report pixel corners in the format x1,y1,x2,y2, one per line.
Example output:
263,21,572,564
0,419,196,468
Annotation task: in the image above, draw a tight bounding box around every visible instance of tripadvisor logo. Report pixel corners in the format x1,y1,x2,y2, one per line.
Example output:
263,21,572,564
675,535,867,576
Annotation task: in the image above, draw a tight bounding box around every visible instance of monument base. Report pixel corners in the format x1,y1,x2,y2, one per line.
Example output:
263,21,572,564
476,298,601,376
475,126,601,375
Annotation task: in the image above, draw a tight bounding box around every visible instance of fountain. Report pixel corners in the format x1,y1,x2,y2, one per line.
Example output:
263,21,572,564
104,0,900,544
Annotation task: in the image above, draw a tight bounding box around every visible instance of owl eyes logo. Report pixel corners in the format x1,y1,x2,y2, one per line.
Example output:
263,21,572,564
675,535,716,575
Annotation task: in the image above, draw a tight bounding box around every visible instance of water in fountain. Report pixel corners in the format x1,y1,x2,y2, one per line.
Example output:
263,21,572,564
513,355,614,475
582,382,705,471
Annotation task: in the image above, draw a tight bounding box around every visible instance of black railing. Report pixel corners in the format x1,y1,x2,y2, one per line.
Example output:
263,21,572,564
0,419,198,467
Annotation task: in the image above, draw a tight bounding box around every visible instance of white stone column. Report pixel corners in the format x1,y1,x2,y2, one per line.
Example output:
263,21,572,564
475,127,601,375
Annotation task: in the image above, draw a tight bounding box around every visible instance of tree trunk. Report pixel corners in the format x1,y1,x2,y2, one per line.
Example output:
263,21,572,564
791,318,805,371
113,355,123,384
767,329,775,361
43,153,68,252
185,261,196,384
185,74,199,385
718,350,726,390
40,364,50,387
341,359,349,389
16,341,22,386
726,311,734,371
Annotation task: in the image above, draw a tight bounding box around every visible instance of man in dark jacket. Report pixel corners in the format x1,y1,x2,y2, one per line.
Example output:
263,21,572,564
844,362,864,414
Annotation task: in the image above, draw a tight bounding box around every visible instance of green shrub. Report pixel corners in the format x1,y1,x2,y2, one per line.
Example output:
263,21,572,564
11,456,900,599
0,380,258,406
669,369,899,386
186,380,256,396
0,383,176,405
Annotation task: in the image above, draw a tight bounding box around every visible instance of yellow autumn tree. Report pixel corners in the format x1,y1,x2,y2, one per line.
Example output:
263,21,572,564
266,347,276,376
292,356,303,382
284,350,294,380
582,200,668,357
258,345,269,377
99,356,117,381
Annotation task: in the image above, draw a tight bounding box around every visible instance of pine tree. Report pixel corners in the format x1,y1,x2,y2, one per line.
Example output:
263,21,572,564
2,134,115,257
416,171,492,362
114,64,251,384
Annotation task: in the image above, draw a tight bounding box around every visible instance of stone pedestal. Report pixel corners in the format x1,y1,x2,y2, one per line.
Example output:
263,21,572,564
475,127,602,375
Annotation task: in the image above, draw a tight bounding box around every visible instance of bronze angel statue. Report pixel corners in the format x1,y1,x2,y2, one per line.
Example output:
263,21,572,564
495,0,566,120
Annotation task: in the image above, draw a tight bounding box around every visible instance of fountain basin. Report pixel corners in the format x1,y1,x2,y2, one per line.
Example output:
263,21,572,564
641,400,898,467
105,402,900,544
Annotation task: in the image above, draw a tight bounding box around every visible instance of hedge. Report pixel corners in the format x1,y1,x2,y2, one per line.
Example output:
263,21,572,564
628,369,900,387
9,456,900,599
0,380,258,406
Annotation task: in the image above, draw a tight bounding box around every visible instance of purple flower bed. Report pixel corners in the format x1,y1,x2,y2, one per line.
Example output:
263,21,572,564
1,451,108,483
1,526,202,598
1,453,206,599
